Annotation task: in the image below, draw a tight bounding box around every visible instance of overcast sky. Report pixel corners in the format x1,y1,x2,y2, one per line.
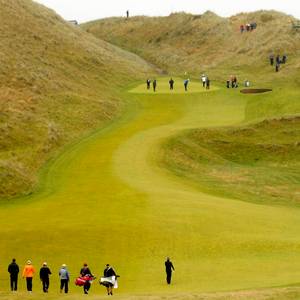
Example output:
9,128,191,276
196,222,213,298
34,0,300,23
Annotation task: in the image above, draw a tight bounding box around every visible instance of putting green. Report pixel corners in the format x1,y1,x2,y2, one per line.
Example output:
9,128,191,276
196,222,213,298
1,79,300,298
129,77,218,94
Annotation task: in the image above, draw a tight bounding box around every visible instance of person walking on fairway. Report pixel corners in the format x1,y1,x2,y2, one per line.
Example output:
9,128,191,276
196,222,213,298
165,257,175,284
146,79,151,90
169,78,174,90
59,264,70,294
8,258,19,292
103,264,117,295
22,260,35,292
184,79,189,91
40,262,51,293
80,263,93,294
153,79,157,92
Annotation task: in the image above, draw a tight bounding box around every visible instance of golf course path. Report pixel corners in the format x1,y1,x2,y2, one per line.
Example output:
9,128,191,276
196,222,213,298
1,80,300,295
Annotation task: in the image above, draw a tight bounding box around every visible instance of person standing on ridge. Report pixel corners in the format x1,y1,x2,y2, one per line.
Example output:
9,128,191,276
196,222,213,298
22,260,35,293
59,264,70,294
8,258,19,292
126,10,129,18
169,78,174,90
80,263,93,294
165,257,175,284
40,262,51,293
153,79,157,92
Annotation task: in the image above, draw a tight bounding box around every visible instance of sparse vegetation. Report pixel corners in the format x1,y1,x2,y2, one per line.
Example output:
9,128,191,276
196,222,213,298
0,0,155,199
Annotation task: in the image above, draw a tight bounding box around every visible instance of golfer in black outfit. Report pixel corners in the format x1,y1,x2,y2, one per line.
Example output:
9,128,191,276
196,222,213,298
104,264,117,295
165,257,175,284
169,78,174,90
8,259,19,291
80,263,93,294
40,262,51,293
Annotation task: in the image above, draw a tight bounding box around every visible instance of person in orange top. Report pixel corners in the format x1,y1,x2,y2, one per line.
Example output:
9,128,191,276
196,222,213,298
22,260,35,292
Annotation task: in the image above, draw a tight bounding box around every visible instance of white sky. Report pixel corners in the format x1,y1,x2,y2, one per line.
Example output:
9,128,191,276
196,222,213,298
34,0,300,23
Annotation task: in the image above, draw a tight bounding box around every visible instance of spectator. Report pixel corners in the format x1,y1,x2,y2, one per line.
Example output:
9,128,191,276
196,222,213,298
8,259,19,292
59,264,70,294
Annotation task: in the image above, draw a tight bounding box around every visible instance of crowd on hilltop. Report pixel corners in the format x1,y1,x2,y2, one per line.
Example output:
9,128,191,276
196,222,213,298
6,257,175,295
240,22,257,33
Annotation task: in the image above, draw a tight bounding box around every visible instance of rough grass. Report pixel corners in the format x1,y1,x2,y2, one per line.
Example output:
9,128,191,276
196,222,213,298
162,115,300,206
82,10,300,77
0,0,155,199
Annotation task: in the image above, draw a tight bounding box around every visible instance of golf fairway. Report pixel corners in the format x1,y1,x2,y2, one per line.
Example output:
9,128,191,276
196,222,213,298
1,80,300,298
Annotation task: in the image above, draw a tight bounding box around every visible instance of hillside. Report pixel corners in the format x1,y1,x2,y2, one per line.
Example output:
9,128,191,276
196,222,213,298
0,0,155,199
83,11,300,79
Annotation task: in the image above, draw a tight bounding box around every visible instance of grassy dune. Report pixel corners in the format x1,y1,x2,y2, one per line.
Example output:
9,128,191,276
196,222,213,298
83,11,300,76
0,0,155,199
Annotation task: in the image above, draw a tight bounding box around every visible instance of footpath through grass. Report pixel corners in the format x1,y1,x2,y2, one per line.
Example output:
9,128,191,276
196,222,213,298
1,78,300,299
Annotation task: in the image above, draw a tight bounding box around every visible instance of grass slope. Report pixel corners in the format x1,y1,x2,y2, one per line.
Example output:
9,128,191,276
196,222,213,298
1,79,300,299
163,116,300,206
82,11,300,77
0,0,155,199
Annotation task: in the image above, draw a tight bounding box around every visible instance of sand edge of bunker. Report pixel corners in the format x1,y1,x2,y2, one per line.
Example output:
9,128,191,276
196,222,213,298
240,88,273,94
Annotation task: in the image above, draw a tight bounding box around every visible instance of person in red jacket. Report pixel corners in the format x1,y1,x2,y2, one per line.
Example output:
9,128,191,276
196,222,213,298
22,260,35,292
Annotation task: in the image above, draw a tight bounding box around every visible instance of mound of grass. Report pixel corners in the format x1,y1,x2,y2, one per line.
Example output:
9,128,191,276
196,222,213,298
83,11,300,78
162,116,300,206
0,0,155,199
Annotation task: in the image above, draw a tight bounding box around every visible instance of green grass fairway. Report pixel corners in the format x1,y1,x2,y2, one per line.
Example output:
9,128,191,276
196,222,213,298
129,77,219,94
1,78,300,299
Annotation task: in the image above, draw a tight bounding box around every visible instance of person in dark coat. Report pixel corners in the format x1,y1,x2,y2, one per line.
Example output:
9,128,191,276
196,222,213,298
153,79,157,92
8,258,19,291
206,77,211,90
269,54,274,66
40,262,52,293
226,80,230,88
169,78,174,90
146,79,151,90
165,257,175,284
80,263,93,294
184,79,189,91
276,54,281,65
103,264,117,295
282,54,287,64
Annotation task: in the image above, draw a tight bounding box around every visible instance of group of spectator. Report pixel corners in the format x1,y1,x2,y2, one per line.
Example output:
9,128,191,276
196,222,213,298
240,22,257,33
269,53,288,72
7,258,118,296
227,75,238,88
201,74,211,90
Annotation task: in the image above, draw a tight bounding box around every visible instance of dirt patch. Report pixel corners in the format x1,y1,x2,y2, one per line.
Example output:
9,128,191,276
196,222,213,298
240,89,272,94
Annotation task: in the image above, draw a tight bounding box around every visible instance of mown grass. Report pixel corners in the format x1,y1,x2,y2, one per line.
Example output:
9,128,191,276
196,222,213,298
1,78,300,299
